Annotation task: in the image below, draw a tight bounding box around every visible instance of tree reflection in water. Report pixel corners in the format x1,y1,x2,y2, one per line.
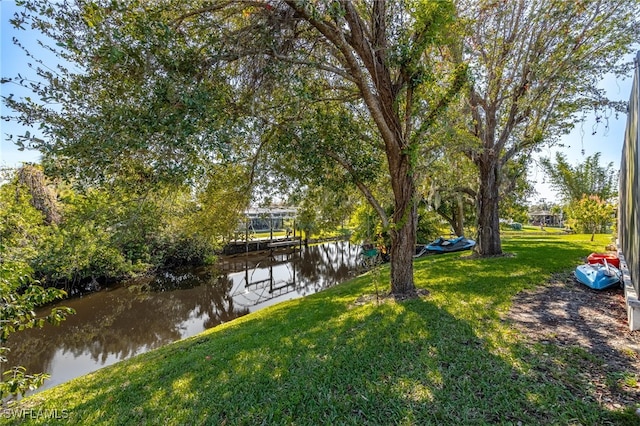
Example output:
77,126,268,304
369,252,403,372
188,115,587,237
6,241,359,394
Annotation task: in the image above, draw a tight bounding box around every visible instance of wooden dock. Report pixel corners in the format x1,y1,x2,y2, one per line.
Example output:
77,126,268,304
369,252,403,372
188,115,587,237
267,239,302,249
222,237,302,255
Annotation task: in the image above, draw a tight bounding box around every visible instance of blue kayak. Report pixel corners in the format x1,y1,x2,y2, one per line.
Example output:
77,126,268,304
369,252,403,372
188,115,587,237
574,263,621,290
425,236,476,254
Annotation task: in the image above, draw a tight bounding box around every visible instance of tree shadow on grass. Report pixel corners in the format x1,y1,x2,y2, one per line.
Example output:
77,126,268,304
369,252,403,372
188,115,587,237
9,281,638,425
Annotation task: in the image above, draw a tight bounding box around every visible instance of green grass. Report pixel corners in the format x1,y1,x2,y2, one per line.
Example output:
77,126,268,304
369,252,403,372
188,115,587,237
501,224,574,236
3,234,637,425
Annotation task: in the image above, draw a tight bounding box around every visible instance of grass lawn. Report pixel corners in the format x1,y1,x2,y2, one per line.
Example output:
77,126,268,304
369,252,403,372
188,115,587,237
501,225,570,235
4,233,637,425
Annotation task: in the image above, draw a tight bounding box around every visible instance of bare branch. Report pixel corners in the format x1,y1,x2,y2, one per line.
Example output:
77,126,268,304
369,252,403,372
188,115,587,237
268,50,357,83
173,1,236,29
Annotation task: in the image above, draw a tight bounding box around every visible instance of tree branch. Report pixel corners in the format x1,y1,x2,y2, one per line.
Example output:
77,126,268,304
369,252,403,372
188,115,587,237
173,1,236,29
325,150,389,228
268,50,357,83
281,0,397,153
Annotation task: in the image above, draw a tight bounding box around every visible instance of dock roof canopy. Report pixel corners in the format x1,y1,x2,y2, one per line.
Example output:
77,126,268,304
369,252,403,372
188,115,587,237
244,207,298,220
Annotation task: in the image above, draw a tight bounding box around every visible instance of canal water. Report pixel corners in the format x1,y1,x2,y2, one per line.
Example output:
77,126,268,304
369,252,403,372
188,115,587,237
6,240,361,395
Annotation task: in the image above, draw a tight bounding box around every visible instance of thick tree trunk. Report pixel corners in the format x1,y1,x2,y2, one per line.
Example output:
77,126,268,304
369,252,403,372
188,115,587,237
389,202,417,296
454,194,465,236
476,159,503,256
17,165,61,225
389,156,417,296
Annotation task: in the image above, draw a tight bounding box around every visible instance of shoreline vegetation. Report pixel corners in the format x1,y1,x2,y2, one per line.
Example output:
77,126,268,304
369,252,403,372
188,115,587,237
3,233,639,425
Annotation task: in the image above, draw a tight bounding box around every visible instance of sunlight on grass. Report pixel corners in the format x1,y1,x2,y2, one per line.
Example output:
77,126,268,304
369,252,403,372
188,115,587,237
148,388,169,414
171,375,196,401
4,234,636,425
393,378,436,403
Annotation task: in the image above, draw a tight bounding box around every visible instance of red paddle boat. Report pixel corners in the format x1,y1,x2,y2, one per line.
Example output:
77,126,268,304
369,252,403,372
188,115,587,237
587,252,620,268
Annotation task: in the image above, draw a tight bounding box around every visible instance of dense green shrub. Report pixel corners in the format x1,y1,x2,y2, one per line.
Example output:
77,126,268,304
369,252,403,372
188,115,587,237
0,262,74,402
1,166,235,291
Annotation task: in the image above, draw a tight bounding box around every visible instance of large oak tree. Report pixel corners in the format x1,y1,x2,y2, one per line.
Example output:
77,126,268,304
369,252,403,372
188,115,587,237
457,0,639,255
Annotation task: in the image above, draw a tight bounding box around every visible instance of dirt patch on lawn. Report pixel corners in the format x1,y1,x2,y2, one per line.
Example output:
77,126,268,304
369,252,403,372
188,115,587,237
508,272,640,410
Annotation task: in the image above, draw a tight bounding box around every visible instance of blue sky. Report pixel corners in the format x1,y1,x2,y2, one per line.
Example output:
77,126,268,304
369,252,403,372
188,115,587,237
0,1,635,203
530,69,633,203
1,0,45,167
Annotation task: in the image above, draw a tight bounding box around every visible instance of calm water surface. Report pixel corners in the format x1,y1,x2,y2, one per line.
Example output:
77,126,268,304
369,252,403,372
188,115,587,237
6,241,361,394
